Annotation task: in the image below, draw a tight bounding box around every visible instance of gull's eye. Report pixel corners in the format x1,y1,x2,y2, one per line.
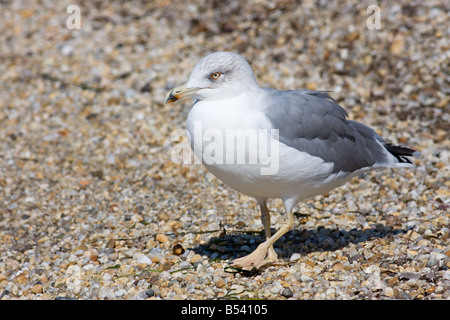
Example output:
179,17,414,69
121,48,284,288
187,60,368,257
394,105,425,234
210,72,222,80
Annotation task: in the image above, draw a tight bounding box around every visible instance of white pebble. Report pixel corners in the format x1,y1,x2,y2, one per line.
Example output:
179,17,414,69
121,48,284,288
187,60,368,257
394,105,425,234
290,253,301,261
115,289,126,297
443,270,450,281
230,284,245,294
134,253,152,265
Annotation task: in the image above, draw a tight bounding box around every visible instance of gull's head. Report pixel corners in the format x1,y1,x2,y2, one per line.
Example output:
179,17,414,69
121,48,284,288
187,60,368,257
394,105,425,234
164,52,258,104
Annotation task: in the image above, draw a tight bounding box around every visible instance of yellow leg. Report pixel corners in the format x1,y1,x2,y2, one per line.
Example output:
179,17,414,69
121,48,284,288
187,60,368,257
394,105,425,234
259,201,278,261
233,202,294,269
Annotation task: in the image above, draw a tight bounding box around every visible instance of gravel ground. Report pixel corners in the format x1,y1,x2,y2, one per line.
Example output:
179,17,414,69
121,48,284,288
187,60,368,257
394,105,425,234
0,0,448,300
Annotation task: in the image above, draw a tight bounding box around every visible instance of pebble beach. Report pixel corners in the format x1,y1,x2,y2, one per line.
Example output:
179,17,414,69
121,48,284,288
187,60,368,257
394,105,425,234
0,0,449,300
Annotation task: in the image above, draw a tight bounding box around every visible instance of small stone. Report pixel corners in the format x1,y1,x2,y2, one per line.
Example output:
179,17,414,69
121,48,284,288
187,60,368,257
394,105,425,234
87,248,98,261
290,253,301,262
306,82,316,90
31,284,43,294
384,287,394,298
134,253,152,265
398,272,420,281
443,270,450,281
144,289,155,298
390,35,405,55
364,265,380,274
61,44,73,56
426,258,440,268
140,81,152,93
332,261,344,271
108,252,119,261
215,280,226,288
0,290,10,299
156,233,168,243
79,179,90,187
281,288,294,298
115,289,126,297
151,256,160,264
426,286,435,294
326,288,336,299
230,285,245,294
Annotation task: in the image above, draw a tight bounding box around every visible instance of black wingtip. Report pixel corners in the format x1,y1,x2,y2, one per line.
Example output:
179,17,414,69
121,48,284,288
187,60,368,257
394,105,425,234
384,143,420,164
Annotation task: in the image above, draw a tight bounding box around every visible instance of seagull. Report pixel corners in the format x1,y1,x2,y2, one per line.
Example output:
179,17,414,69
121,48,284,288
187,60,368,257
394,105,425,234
164,51,419,269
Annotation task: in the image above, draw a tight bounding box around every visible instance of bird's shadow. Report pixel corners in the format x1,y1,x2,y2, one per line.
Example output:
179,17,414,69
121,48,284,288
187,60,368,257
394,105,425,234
192,223,409,271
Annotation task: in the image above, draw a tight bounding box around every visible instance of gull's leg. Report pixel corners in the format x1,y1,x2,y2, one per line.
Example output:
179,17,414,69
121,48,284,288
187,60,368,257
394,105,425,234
259,200,278,262
233,202,294,269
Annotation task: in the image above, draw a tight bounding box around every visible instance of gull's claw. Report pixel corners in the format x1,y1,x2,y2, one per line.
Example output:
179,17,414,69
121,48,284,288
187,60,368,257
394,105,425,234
232,243,281,269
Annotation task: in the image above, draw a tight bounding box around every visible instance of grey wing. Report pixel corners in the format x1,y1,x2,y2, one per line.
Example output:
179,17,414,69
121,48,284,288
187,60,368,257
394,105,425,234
263,89,391,173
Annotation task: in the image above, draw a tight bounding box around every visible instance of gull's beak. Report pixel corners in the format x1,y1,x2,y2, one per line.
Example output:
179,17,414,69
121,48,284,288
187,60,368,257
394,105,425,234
164,84,204,105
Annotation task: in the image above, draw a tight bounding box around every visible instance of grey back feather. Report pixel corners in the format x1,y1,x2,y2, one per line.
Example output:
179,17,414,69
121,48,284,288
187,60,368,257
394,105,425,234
263,89,391,173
